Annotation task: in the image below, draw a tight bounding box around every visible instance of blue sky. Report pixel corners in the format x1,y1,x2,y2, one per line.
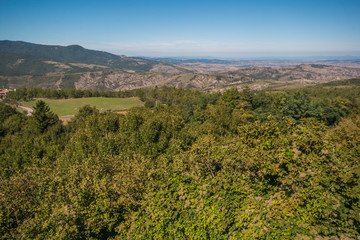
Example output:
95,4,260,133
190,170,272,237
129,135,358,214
1,0,360,58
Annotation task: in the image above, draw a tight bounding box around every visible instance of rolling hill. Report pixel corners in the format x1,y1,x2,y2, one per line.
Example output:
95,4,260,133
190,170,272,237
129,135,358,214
1,40,360,91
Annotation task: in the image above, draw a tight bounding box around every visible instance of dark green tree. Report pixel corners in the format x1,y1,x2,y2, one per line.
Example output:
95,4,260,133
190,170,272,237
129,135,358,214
217,88,241,110
0,102,18,124
281,91,311,121
33,100,58,132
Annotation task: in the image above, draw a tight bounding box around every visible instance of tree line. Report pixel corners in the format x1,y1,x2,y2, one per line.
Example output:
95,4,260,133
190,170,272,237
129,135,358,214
6,86,360,127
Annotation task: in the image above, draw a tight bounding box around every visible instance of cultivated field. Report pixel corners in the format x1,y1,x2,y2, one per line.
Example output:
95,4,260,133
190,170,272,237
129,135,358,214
22,97,142,116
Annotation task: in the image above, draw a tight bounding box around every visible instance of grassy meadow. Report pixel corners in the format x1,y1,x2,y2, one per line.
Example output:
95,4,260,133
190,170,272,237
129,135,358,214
22,97,143,116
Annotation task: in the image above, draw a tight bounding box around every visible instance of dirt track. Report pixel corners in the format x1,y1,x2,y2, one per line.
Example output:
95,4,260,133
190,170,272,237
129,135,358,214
18,105,33,116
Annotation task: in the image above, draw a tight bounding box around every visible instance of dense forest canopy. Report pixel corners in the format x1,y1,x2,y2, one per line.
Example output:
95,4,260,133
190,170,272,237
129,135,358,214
1,86,360,239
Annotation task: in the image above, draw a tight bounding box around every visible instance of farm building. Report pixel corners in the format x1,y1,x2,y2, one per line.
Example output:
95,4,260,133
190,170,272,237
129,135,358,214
0,89,9,98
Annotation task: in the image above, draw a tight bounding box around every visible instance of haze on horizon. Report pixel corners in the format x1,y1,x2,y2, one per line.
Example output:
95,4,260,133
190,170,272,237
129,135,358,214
1,0,360,58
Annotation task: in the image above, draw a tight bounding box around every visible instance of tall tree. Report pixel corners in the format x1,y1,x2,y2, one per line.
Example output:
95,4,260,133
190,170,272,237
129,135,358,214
33,100,58,132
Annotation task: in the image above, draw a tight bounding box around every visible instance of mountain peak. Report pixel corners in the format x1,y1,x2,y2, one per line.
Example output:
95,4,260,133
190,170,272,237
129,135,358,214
66,44,84,49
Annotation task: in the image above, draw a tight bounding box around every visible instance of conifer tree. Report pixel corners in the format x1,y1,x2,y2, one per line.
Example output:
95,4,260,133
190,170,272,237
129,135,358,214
33,100,58,132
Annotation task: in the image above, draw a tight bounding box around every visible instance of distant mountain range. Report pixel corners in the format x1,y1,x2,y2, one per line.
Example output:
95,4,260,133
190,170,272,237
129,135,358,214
1,40,360,91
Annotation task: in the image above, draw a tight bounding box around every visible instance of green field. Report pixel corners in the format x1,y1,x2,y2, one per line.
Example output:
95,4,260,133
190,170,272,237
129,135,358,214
22,97,142,116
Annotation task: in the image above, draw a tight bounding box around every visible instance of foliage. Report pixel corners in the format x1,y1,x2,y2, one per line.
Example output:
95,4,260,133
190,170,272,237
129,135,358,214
0,86,360,239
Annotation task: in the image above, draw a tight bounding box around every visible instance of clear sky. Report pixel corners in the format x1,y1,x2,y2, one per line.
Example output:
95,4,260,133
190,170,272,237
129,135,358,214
1,0,360,58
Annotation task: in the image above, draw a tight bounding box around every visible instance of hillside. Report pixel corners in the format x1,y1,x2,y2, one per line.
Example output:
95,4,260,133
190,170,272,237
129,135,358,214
2,63,360,92
0,52,109,76
0,40,187,73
